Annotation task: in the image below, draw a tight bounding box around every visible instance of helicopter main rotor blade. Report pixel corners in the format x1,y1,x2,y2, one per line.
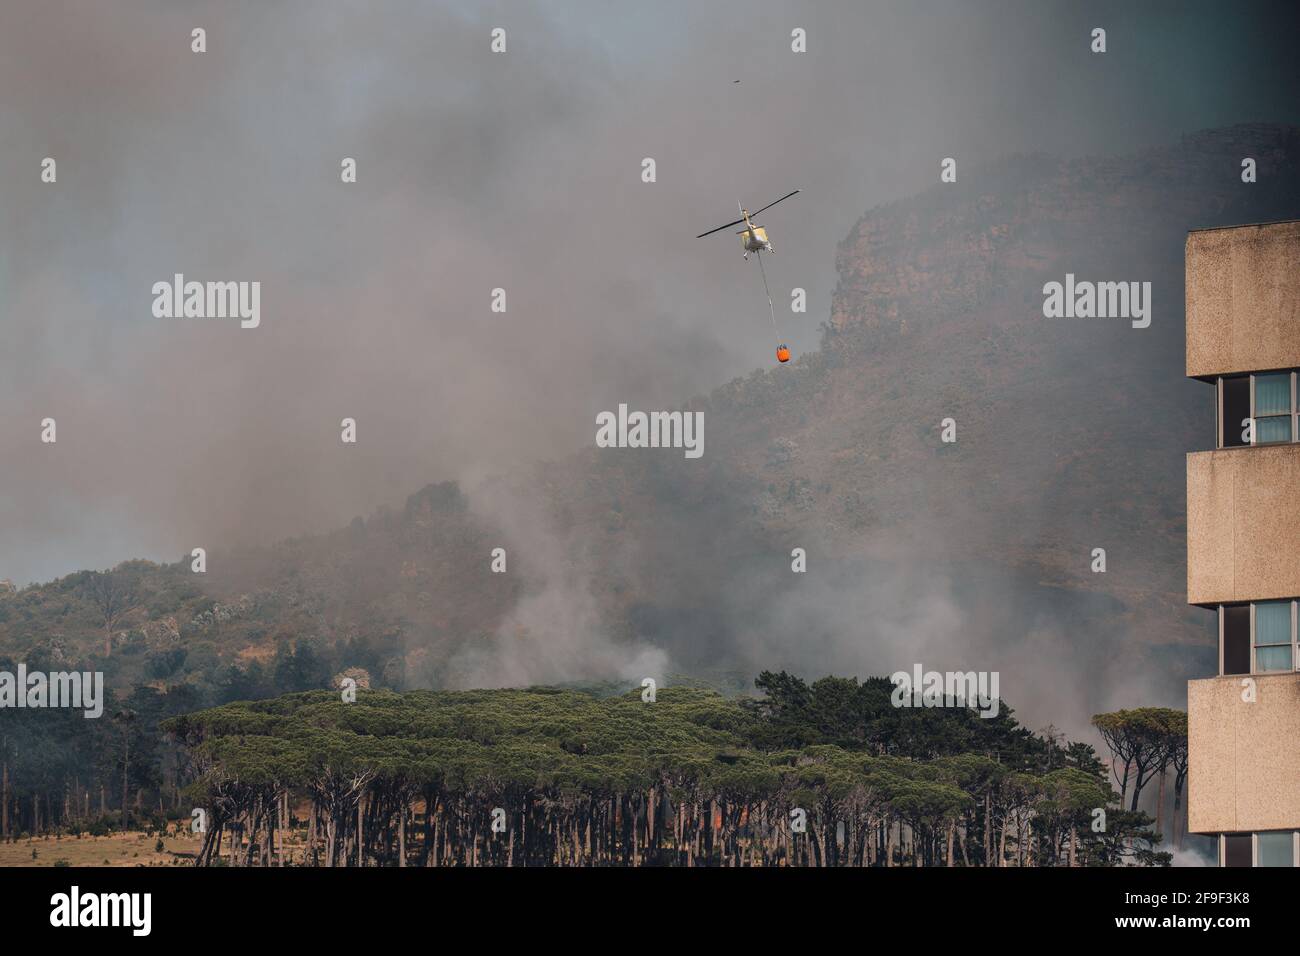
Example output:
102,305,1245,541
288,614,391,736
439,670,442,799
749,189,800,217
696,217,748,239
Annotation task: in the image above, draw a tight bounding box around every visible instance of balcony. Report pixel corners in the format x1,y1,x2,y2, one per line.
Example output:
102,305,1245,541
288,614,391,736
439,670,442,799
1186,221,1300,380
1186,444,1300,605
1187,673,1300,834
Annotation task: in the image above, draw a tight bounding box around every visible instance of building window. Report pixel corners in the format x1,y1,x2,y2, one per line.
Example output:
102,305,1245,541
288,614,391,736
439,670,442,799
1257,832,1298,867
1220,832,1299,867
1217,371,1298,447
1254,600,1294,672
1253,372,1295,444
1221,833,1253,867
1219,600,1297,675
1221,604,1251,675
1219,375,1251,447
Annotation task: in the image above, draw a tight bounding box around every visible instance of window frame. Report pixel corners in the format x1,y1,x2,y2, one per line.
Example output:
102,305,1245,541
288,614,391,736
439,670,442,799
1250,371,1296,445
1218,599,1299,675
1218,831,1300,867
1216,370,1299,448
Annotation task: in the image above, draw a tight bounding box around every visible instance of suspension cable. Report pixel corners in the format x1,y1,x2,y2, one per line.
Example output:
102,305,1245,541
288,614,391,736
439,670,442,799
755,249,780,341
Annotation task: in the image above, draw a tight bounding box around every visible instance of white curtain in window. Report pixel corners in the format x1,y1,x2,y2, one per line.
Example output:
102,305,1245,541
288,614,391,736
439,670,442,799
1254,373,1292,415
1255,601,1293,671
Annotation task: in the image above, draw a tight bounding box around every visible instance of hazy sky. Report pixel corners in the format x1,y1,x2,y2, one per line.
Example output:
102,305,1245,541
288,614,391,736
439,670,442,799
2,0,1299,585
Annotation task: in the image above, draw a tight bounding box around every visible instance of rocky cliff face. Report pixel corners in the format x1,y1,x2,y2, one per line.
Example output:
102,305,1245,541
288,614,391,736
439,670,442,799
536,122,1300,725
801,124,1300,574
833,127,1300,343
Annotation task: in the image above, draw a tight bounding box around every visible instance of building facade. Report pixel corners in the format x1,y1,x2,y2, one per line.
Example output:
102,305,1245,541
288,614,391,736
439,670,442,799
1186,220,1300,867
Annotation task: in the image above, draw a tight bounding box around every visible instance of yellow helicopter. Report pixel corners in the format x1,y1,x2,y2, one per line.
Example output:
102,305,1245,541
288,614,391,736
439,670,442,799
696,190,799,362
695,190,799,259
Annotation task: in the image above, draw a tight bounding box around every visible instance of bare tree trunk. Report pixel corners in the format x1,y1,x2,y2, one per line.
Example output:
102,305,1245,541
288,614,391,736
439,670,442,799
307,802,317,864
278,791,287,866
265,800,275,867
646,785,656,856
398,800,407,867
983,793,991,865
356,796,365,867
631,798,640,867
687,801,696,868
1155,768,1167,837
681,801,691,868
1175,789,1187,851
434,806,444,868
121,733,130,830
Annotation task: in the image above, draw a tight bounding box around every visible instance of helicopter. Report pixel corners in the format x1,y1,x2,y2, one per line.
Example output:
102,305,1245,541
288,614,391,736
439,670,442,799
695,189,799,259
696,189,800,362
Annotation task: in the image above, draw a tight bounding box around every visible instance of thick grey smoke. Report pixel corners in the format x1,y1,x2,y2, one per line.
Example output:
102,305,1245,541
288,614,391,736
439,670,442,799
4,0,1296,585
447,470,670,689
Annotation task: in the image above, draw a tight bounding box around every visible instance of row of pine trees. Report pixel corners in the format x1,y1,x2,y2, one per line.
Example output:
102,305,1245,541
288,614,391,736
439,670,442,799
161,675,1182,866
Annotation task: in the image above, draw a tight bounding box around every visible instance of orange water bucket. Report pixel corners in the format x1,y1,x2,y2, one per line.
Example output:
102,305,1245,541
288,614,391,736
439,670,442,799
776,345,791,363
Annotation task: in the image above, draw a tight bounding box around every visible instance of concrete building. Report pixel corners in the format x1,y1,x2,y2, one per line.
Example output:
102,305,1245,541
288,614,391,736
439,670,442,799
1185,219,1300,867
